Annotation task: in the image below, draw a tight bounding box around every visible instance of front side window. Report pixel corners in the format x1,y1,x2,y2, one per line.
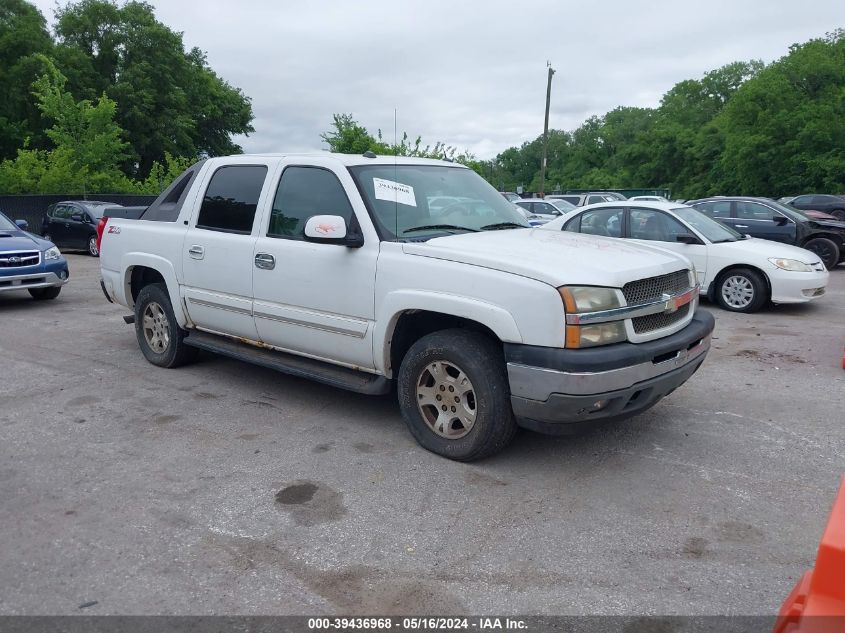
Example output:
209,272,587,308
735,201,775,221
693,201,731,218
268,166,355,240
196,165,268,234
629,208,687,242
577,208,624,237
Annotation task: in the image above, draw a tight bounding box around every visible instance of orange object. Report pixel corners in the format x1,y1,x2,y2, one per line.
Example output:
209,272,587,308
774,476,845,633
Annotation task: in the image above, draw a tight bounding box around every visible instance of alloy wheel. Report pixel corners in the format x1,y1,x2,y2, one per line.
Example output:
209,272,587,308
415,360,477,439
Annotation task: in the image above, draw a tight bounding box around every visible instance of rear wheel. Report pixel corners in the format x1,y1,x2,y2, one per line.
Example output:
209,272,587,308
134,283,197,368
29,286,61,300
87,235,99,257
397,329,517,461
716,268,768,313
804,237,840,270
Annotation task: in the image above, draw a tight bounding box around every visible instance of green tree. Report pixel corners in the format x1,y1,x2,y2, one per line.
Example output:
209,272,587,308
0,0,54,158
53,0,254,177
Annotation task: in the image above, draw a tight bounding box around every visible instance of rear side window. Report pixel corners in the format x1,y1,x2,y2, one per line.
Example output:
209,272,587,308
196,165,268,234
579,208,624,237
268,166,354,240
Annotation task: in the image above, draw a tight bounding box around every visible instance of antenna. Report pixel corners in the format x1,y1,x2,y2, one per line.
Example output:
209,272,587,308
393,108,397,156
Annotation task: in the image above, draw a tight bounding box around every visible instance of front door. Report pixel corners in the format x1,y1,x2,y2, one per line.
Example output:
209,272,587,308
181,162,274,340
726,201,797,244
251,161,378,370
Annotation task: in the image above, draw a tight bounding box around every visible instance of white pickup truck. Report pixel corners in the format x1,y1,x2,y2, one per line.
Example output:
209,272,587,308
98,153,715,461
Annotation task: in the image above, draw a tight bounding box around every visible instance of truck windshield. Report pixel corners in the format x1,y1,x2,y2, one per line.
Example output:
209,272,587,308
349,164,530,240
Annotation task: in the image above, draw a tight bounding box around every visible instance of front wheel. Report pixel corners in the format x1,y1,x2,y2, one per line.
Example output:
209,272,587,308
804,237,840,270
87,235,99,257
397,329,517,461
716,268,768,313
29,286,61,300
134,283,197,368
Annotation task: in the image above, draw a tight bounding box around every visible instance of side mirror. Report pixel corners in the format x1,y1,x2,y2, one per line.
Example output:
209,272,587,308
676,233,701,245
303,215,363,248
70,213,83,222
14,219,29,231
773,215,789,226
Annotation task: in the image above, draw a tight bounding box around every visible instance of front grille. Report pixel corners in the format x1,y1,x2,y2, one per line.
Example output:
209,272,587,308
632,303,691,334
623,270,690,305
0,251,40,268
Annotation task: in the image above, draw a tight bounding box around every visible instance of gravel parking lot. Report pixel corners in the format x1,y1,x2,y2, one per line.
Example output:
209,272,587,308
1,254,844,616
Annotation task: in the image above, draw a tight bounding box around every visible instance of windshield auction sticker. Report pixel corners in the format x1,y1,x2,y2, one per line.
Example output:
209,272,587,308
373,177,417,207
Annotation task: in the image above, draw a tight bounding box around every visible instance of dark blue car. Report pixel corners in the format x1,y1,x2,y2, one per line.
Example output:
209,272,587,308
0,211,70,300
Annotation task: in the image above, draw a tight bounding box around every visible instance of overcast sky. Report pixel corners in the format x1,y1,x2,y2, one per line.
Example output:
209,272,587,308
30,0,845,159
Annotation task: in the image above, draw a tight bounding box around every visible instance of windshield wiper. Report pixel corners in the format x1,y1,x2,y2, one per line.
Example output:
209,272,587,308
480,222,528,230
403,224,479,234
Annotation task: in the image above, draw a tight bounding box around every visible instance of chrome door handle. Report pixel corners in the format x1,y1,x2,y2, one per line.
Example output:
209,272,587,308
255,253,275,270
188,245,205,259
734,224,748,229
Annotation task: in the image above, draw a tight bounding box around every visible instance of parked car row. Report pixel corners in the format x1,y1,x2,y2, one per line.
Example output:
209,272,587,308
542,201,829,313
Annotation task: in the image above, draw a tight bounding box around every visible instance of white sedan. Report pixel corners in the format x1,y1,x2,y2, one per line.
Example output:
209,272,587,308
540,201,829,312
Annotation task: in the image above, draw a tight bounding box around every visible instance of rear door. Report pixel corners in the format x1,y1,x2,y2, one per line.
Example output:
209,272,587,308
48,204,72,246
181,161,275,340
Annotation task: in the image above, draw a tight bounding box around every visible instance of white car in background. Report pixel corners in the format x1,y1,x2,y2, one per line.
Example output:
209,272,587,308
541,201,829,313
514,199,575,224
629,195,669,202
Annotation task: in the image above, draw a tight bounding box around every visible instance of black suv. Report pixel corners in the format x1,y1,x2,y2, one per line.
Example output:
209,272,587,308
42,201,122,257
686,196,845,269
787,194,845,222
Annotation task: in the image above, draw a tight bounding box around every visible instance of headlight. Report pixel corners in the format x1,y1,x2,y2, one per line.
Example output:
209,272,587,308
559,286,626,348
768,258,812,272
44,246,61,261
559,286,622,312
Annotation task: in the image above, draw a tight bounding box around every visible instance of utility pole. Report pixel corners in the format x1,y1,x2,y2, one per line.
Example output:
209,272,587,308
539,61,555,197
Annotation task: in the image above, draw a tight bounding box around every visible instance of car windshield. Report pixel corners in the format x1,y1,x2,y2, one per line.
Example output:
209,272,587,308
549,199,575,212
672,206,743,243
0,213,18,231
349,164,530,240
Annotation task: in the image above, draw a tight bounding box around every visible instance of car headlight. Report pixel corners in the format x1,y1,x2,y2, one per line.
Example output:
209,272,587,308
559,286,627,348
768,258,812,272
559,286,622,312
44,246,61,261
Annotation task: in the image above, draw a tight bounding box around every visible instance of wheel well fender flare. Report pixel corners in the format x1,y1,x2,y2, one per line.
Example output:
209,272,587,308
708,264,771,301
375,291,523,376
121,254,188,327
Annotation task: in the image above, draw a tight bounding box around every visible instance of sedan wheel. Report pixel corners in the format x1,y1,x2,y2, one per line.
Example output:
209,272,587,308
717,268,767,313
804,237,840,270
87,235,99,257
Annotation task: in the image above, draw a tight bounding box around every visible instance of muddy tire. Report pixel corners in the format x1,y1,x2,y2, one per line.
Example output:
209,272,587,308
134,283,197,368
397,329,517,461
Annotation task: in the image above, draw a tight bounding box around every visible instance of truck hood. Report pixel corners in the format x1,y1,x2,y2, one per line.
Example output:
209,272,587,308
402,229,690,287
